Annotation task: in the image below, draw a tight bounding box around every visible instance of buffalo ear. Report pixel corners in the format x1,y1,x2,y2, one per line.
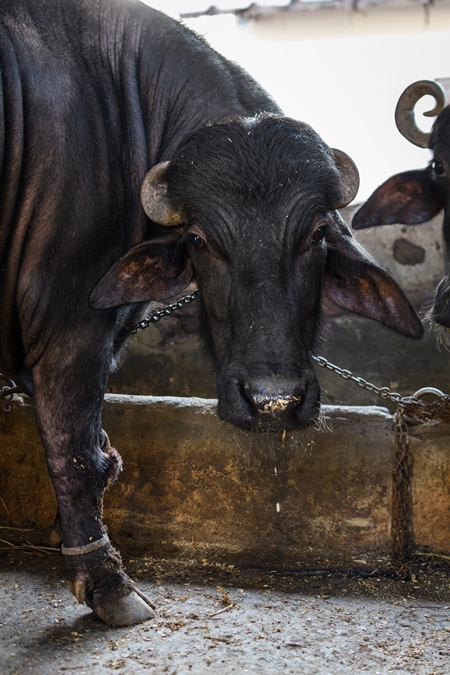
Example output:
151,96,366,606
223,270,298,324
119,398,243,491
352,169,443,229
90,240,193,309
323,224,423,338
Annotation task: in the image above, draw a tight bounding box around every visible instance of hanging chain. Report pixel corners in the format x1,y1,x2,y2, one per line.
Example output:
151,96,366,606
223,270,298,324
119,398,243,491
391,407,414,563
312,353,450,564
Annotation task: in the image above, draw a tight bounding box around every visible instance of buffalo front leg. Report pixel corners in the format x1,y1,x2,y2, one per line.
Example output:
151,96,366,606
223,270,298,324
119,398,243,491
31,338,155,626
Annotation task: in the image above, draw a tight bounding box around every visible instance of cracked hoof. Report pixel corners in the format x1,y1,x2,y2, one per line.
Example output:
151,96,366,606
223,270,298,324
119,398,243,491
92,587,156,626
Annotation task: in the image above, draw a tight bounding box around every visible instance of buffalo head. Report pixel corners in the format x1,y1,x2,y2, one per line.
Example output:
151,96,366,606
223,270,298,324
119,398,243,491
93,114,422,431
353,79,450,328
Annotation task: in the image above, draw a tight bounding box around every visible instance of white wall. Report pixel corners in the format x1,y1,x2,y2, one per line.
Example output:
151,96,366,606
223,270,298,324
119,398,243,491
142,3,450,201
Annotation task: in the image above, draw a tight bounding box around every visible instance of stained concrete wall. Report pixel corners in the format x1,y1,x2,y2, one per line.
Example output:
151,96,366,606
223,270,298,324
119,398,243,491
1,395,449,564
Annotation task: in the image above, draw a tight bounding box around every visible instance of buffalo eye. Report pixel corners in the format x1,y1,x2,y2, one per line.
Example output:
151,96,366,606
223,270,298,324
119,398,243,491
312,224,328,242
432,159,446,177
188,232,205,249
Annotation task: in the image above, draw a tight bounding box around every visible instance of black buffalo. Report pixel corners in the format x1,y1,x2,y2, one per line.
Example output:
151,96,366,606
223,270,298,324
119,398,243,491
0,0,422,626
353,78,450,328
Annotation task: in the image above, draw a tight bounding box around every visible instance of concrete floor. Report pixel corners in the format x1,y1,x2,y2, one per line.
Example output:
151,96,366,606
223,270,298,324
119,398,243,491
2,551,450,675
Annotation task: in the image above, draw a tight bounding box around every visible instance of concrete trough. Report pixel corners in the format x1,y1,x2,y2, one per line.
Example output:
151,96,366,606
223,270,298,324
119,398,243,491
1,394,450,566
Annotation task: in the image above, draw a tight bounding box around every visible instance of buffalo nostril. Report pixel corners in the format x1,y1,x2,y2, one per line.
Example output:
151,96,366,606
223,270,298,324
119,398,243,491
217,373,320,430
243,383,302,416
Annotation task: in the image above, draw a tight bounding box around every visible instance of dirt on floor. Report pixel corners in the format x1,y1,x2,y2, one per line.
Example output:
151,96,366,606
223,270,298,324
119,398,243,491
1,549,450,674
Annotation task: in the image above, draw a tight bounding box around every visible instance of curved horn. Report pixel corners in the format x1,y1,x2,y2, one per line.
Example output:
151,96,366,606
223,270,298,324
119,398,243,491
394,80,446,149
332,149,360,208
141,161,185,226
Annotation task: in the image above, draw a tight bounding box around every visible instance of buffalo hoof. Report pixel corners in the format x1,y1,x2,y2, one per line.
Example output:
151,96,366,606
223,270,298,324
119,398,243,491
91,587,156,626
66,542,156,626
69,576,156,626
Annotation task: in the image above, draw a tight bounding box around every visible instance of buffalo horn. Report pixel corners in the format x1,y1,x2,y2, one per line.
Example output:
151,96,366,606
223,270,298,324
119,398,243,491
332,149,360,208
394,80,446,149
141,161,185,226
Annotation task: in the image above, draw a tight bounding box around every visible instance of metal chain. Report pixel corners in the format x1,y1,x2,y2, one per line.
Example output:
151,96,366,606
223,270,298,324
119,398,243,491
312,353,450,421
312,354,411,407
391,407,414,562
130,290,199,334
312,353,450,565
0,374,22,413
0,293,200,412
0,291,200,412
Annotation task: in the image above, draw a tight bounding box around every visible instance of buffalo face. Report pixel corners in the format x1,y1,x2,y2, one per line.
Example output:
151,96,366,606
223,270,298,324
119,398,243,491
353,82,450,330
95,115,422,431
353,161,450,329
